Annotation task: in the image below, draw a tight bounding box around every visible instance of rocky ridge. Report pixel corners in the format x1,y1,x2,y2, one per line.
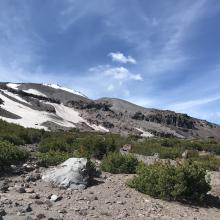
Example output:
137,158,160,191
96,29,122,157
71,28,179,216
0,82,220,139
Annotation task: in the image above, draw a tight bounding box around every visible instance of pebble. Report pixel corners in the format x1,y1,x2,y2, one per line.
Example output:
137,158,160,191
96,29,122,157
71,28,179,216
0,209,7,216
25,188,35,193
50,194,61,202
36,213,46,219
16,187,26,194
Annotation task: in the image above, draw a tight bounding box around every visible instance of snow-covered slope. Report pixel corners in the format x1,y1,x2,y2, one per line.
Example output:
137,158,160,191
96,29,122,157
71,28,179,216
0,86,108,132
43,83,87,98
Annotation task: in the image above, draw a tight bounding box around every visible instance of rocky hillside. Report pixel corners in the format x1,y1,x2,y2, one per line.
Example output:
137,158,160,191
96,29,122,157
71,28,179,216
0,82,220,139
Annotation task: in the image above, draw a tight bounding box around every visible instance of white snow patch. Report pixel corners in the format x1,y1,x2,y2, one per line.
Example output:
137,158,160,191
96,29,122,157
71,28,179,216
135,128,154,137
0,93,109,132
49,102,85,126
0,94,83,130
0,90,29,104
7,83,20,90
23,89,47,97
87,123,109,132
43,83,87,98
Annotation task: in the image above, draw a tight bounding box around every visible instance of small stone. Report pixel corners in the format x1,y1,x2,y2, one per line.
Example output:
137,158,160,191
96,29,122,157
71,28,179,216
19,204,32,213
50,194,62,202
58,209,67,214
0,181,9,192
45,200,53,207
117,201,125,205
78,209,87,216
0,209,7,216
36,213,46,219
17,212,25,216
35,200,44,205
29,193,40,199
16,187,26,194
118,212,129,219
25,188,35,193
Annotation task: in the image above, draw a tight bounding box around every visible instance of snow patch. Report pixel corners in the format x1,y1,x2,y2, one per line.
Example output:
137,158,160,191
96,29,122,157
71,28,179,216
135,128,154,137
43,83,87,98
0,90,29,104
87,123,109,132
23,89,47,97
0,93,109,132
7,83,20,90
0,94,84,130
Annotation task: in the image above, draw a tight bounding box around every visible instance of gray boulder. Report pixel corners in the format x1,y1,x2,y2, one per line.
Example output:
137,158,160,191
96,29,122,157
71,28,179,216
42,158,94,190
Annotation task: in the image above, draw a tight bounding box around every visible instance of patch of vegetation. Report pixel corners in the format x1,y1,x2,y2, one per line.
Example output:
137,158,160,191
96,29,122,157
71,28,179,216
189,155,220,171
38,131,132,159
0,119,45,145
35,151,77,167
101,152,139,174
0,141,29,170
131,138,220,159
128,162,211,203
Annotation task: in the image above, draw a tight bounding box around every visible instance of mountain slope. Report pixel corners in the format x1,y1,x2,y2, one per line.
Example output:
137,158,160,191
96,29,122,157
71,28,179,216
0,82,220,139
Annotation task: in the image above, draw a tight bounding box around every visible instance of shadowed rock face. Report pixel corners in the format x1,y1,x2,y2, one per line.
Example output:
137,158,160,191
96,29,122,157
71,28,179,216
0,82,220,139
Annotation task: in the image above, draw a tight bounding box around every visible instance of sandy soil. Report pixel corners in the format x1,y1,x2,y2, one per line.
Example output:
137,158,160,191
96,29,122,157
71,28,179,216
1,170,220,220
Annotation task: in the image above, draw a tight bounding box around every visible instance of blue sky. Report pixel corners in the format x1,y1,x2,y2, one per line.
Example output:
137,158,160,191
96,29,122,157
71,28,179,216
0,0,220,124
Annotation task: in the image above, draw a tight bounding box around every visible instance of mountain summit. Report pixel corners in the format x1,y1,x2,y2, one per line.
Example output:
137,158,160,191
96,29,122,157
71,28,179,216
0,82,219,139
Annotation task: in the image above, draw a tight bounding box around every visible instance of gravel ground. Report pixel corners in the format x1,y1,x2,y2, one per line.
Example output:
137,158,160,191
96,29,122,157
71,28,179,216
1,169,220,220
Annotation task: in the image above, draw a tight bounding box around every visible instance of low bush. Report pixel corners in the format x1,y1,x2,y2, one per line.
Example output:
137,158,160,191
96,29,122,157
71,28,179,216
128,162,211,203
35,151,76,167
38,132,129,159
131,138,220,159
0,141,29,170
100,152,139,174
189,155,220,171
131,141,182,159
0,119,45,145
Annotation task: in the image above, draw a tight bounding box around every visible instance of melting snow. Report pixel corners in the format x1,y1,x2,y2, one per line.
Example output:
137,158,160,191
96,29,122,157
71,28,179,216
135,128,154,137
0,90,29,104
0,92,108,132
7,83,20,90
87,123,109,132
23,89,47,97
43,83,87,98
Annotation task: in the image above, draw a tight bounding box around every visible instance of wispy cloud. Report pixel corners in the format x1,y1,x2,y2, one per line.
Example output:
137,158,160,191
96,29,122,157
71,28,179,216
144,0,207,75
108,52,136,64
89,65,142,81
168,95,220,112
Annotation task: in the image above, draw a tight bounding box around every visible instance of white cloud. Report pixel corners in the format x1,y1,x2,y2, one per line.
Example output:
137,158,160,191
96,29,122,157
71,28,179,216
90,65,142,81
108,52,136,64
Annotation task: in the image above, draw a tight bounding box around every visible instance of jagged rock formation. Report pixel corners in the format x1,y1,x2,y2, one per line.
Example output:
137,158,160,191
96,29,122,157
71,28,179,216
0,82,220,139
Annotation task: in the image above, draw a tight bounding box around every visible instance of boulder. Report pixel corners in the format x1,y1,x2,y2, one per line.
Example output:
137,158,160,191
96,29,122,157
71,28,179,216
42,158,94,190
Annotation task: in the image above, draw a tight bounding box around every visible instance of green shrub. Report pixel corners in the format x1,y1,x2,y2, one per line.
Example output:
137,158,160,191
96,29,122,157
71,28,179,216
131,138,220,159
38,132,126,159
101,152,139,174
131,141,182,159
0,141,29,169
0,119,45,145
128,162,211,203
35,151,76,166
189,155,220,171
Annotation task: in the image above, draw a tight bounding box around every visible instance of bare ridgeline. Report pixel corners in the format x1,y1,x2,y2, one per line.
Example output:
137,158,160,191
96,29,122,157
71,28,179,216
0,82,220,220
